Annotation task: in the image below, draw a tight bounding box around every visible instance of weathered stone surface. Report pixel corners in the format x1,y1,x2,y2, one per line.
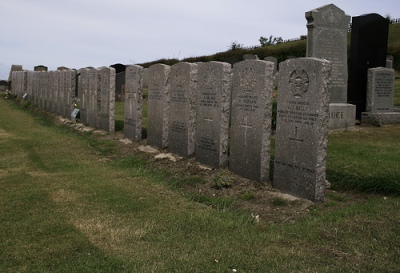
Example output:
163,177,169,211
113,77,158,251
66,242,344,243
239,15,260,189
52,71,60,113
168,62,198,157
264,56,278,74
361,112,400,126
229,60,274,181
306,4,350,103
273,58,331,203
366,67,395,113
124,65,143,141
147,64,170,149
195,61,231,168
328,103,356,130
98,67,116,132
88,68,100,128
78,68,90,125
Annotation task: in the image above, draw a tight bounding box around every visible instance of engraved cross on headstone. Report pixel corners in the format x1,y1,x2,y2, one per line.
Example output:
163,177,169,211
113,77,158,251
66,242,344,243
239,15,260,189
240,115,252,146
289,125,304,142
204,117,213,123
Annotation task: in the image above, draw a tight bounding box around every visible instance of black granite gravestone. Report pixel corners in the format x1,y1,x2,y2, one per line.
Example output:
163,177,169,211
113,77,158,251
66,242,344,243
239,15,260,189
347,14,389,119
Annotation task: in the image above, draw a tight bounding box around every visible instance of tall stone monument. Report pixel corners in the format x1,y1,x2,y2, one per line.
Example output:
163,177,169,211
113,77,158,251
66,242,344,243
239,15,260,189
168,62,198,157
147,64,170,149
195,62,231,168
229,60,274,181
273,58,331,202
124,65,143,141
347,13,389,119
306,4,355,129
98,67,116,132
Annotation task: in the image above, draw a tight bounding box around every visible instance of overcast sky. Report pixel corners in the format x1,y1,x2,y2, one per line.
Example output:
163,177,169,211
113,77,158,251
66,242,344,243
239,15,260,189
1,0,398,80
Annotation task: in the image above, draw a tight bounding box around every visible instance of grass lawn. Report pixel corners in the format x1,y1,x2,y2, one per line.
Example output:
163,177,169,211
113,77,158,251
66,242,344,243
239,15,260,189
1,93,400,272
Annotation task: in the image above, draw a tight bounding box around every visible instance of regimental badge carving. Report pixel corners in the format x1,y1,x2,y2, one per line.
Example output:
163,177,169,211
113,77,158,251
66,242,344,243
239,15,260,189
204,67,216,89
289,67,309,98
322,8,341,26
175,68,185,88
239,66,256,93
152,67,162,87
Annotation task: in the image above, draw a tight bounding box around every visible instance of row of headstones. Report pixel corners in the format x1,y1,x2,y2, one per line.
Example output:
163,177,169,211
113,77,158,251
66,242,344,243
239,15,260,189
124,58,331,203
11,67,116,133
11,70,74,117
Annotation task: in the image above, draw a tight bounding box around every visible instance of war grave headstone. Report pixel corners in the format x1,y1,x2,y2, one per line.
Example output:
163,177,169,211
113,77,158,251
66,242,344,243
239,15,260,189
362,67,400,125
229,60,274,181
66,70,77,119
143,68,149,88
195,61,231,168
273,58,331,202
124,65,143,141
98,67,116,132
88,68,100,128
10,72,18,97
58,71,65,115
52,71,60,113
264,56,278,75
306,4,355,130
46,71,53,111
147,64,170,149
347,13,389,119
79,68,90,125
168,62,198,157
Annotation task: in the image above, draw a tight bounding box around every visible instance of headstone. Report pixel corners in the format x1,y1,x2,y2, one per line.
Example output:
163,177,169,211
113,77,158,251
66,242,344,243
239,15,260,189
243,54,259,60
124,65,143,141
79,68,90,125
306,4,356,130
195,61,231,168
88,68,100,128
52,71,60,113
143,68,149,88
98,67,116,132
264,56,278,74
273,58,331,202
229,60,274,181
63,70,76,119
168,62,198,157
34,65,48,72
386,56,393,69
147,64,171,149
71,108,80,122
347,13,389,119
366,67,395,113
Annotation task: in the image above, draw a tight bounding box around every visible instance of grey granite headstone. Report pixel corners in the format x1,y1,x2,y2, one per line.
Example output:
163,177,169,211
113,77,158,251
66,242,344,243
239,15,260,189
63,70,76,119
168,62,198,157
124,65,143,141
58,71,65,115
306,4,355,130
195,61,231,168
243,54,259,60
79,68,90,125
98,67,116,132
229,60,274,181
26,71,34,102
147,64,171,149
88,68,100,129
52,71,60,113
143,68,149,88
366,67,395,113
273,58,331,203
386,56,393,69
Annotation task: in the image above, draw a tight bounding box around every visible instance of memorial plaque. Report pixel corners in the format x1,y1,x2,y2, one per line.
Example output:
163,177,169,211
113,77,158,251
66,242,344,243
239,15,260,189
273,58,331,202
195,62,231,168
168,62,198,157
147,64,170,149
348,13,389,119
98,67,116,132
229,60,274,181
366,67,395,113
124,65,143,141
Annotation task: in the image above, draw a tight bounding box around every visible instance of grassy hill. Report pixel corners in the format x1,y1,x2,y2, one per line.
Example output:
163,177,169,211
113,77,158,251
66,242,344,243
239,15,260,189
139,23,400,71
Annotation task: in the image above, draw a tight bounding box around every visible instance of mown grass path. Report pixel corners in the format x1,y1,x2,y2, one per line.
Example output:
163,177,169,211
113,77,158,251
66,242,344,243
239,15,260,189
1,96,399,272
